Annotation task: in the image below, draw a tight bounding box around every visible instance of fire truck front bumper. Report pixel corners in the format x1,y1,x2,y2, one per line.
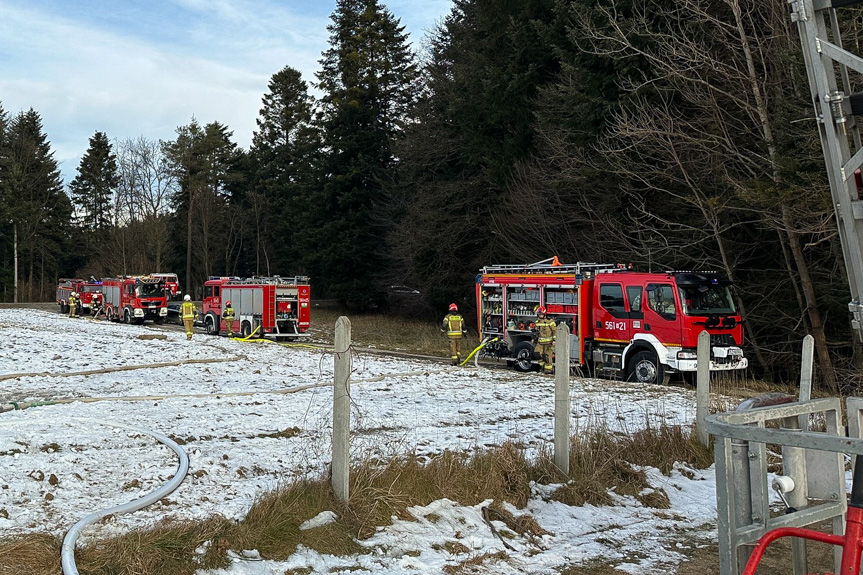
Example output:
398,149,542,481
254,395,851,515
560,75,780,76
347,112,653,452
674,347,748,372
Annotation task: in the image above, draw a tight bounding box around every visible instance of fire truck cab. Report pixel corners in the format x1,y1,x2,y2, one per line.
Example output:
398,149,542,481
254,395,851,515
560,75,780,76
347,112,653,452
476,258,747,383
201,276,311,340
150,273,181,300
101,276,169,324
75,280,103,313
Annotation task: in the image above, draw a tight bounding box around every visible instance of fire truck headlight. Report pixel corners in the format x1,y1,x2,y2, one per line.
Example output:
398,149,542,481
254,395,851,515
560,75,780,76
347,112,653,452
134,309,144,317
160,308,168,316
677,350,697,360
713,347,729,358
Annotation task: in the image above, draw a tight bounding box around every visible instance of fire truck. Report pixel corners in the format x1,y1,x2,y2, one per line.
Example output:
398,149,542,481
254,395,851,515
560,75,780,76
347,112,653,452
56,278,81,313
56,278,102,313
200,276,311,339
476,258,747,383
101,276,169,324
150,273,181,300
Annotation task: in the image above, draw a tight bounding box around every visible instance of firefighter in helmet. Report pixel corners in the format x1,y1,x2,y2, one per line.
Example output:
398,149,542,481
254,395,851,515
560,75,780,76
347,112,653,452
223,300,235,338
68,292,79,318
180,294,198,341
90,292,104,320
534,306,557,374
441,303,466,366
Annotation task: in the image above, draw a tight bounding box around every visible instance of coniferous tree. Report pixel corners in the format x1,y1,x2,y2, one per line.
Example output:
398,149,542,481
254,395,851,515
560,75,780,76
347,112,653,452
163,119,244,297
391,0,561,310
249,66,318,276
300,0,419,309
69,131,119,242
0,109,72,301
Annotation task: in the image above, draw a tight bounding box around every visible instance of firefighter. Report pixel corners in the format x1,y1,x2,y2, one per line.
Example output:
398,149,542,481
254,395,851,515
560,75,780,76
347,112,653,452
68,292,79,318
90,292,104,319
441,303,466,365
180,294,198,341
534,306,556,374
224,300,235,337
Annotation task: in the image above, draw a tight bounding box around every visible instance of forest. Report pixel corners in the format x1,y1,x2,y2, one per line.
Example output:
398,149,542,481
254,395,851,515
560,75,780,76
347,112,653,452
0,0,859,390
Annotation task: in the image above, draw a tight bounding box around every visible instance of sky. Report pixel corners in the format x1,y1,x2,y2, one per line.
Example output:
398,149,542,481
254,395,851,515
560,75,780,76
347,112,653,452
0,0,452,184
0,307,731,574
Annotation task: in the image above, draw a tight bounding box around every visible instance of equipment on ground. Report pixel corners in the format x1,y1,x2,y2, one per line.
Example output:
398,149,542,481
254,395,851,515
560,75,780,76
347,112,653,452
101,276,169,325
200,276,311,340
475,257,747,383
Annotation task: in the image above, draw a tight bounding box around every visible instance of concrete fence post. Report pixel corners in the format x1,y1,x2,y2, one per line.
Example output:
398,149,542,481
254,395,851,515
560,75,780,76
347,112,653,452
696,330,710,446
333,316,351,502
554,322,571,475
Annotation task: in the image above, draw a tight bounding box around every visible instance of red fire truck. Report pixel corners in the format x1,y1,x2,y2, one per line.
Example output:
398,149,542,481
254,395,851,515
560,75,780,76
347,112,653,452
150,273,181,300
476,258,747,383
56,278,102,314
200,276,311,339
56,278,81,313
101,276,169,324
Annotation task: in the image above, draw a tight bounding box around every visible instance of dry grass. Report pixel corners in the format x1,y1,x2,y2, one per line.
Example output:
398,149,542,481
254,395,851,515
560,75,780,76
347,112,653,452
0,534,61,575
310,307,455,357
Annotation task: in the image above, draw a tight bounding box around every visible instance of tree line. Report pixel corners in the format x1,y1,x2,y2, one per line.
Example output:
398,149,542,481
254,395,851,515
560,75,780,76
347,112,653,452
0,0,859,389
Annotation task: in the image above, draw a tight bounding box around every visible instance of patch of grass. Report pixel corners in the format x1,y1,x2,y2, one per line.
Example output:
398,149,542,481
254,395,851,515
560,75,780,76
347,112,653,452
312,308,454,357
0,533,61,575
442,550,510,574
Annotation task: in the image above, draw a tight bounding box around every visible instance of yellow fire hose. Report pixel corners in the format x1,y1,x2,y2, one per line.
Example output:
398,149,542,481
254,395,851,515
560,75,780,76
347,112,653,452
459,336,500,367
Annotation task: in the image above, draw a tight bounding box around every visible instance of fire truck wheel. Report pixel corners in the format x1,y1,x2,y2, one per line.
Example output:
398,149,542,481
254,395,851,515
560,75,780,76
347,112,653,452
123,309,132,324
60,303,68,314
241,321,252,339
627,351,668,385
512,341,536,373
205,314,219,335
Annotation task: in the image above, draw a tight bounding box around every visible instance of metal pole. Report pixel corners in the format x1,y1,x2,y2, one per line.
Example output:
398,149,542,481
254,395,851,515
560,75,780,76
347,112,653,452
332,316,351,502
731,437,753,573
695,330,710,446
782,417,809,575
554,323,571,474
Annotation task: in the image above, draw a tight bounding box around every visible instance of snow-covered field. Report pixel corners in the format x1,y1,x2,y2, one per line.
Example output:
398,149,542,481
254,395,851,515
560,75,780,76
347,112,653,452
0,308,720,574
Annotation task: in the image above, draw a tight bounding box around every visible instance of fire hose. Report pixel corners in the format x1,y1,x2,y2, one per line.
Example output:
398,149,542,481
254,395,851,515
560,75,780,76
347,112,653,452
60,418,189,575
459,336,501,367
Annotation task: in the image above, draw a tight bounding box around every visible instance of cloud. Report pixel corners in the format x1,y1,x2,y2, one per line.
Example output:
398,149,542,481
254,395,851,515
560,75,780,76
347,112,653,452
0,0,451,183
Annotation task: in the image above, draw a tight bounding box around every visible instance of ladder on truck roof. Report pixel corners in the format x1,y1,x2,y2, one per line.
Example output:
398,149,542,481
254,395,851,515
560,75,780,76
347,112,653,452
223,276,310,286
480,257,619,276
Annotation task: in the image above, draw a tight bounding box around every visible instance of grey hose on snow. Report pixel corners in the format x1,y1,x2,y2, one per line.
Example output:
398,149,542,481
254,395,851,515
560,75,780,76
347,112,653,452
61,419,189,575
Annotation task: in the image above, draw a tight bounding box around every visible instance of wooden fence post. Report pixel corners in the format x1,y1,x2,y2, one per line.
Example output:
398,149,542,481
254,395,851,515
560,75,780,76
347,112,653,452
554,323,571,474
333,316,351,502
696,330,710,446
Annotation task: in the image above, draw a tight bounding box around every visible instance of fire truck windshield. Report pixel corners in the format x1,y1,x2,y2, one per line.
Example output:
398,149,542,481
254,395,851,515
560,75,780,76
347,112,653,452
81,285,101,293
678,285,736,315
136,283,164,298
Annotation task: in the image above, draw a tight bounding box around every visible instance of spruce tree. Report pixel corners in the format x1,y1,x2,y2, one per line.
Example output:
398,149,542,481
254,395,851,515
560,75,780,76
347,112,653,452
301,0,419,309
0,109,72,300
249,66,318,275
69,131,119,238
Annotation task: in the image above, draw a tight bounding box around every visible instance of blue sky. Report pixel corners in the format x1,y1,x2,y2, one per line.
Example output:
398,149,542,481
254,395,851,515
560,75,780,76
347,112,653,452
0,0,452,183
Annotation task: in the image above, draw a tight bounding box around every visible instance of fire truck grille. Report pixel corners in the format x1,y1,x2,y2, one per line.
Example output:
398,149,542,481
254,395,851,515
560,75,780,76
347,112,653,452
710,334,737,347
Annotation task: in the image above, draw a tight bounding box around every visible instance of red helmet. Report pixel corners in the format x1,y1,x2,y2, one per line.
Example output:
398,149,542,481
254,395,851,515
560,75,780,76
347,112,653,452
226,301,231,307
449,303,458,312
537,305,547,315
